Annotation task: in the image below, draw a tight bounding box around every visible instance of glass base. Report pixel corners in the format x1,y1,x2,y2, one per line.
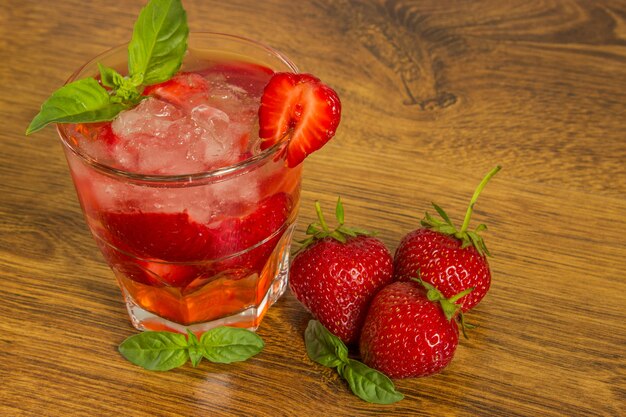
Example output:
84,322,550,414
120,248,291,334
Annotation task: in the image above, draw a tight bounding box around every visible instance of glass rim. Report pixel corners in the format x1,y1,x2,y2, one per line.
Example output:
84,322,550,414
56,32,299,184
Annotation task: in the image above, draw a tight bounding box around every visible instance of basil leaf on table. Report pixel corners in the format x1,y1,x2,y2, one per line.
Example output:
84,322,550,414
339,359,404,405
186,330,203,368
304,319,348,368
128,0,189,86
200,327,265,364
118,331,189,371
119,327,265,371
303,320,403,404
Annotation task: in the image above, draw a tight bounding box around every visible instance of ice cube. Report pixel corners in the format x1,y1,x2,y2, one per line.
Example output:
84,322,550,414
111,98,200,174
191,104,230,136
112,98,183,137
105,72,260,175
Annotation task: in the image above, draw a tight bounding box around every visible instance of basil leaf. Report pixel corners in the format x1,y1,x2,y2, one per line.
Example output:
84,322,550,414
26,78,126,134
302,321,403,404
97,63,124,89
339,359,404,405
128,0,188,86
304,320,348,368
118,331,189,371
186,330,203,368
200,327,264,363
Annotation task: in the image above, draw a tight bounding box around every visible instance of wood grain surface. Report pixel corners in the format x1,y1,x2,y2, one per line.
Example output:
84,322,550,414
1,0,625,415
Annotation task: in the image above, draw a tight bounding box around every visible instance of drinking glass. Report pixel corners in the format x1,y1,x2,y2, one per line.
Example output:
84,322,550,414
57,33,301,334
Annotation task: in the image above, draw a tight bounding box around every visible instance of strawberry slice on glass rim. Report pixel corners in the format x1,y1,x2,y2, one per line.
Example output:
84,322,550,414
258,73,341,167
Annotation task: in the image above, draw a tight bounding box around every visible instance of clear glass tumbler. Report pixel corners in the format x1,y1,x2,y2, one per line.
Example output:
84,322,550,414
57,33,301,334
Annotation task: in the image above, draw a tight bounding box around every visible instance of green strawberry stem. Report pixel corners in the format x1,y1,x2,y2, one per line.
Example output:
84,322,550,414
294,197,374,255
421,165,501,257
458,165,502,235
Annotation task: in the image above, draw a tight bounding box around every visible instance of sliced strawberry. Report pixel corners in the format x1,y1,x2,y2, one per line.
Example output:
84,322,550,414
216,193,290,254
258,73,341,167
98,123,120,148
100,211,215,263
98,211,215,287
71,121,118,146
142,72,210,110
96,242,163,287
135,260,200,287
210,193,292,274
98,193,292,287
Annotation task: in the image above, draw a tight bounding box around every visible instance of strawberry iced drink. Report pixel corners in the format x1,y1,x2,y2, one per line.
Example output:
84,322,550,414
58,34,301,333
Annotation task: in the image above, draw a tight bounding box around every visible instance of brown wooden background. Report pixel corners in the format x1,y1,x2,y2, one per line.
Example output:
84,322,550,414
1,0,625,415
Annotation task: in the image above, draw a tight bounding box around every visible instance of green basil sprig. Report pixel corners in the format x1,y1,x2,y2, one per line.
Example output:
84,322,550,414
128,0,188,86
119,328,264,371
305,320,404,404
26,78,128,135
26,0,188,135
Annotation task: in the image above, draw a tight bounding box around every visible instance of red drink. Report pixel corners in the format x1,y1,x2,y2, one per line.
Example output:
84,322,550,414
58,34,301,333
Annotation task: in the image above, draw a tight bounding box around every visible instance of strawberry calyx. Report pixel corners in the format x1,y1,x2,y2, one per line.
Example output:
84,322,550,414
412,276,474,338
420,165,501,257
295,197,373,255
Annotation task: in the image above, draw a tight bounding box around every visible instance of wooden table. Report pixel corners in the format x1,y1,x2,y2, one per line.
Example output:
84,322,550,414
2,0,625,415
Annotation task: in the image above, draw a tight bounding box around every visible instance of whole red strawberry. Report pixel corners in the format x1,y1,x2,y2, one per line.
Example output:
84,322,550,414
359,280,471,379
289,198,393,344
394,166,501,312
